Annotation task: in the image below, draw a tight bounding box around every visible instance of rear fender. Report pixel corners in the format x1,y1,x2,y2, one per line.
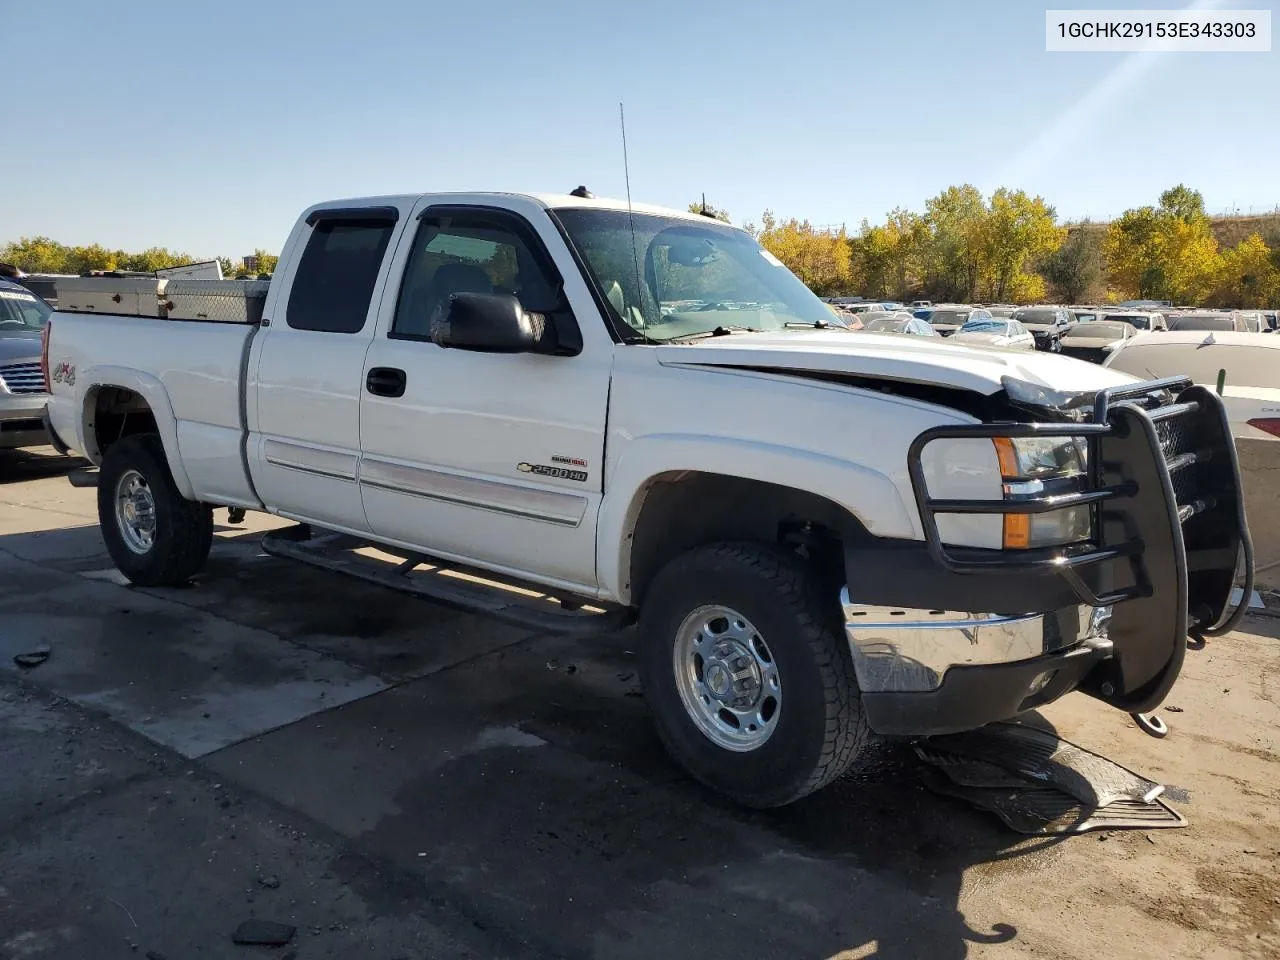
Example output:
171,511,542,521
80,366,194,500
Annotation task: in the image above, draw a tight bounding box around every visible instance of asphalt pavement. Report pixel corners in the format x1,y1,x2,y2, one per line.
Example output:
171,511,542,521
1,447,1277,960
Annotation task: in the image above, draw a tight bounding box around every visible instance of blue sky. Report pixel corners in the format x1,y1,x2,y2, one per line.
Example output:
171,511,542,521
4,0,1277,258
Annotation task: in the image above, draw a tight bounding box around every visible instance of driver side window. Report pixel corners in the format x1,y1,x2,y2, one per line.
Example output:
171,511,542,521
392,211,561,340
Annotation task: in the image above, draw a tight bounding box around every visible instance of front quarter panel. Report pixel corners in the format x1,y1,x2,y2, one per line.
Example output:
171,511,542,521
598,350,992,602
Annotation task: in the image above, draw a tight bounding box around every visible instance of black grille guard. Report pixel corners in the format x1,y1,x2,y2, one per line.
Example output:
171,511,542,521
906,375,1254,713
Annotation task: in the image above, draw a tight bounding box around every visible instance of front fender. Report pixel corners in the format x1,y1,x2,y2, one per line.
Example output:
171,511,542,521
597,434,917,603
79,366,195,500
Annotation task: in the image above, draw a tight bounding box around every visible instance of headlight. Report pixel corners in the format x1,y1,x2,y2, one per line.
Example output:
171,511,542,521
992,436,1087,480
992,436,1091,549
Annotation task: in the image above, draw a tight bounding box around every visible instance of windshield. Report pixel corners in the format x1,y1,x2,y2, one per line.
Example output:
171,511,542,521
552,209,834,340
928,309,970,325
1066,322,1127,339
988,307,1016,318
1072,311,1099,322
958,319,1006,333
1169,314,1235,331
1104,313,1151,330
0,288,52,335
1012,308,1058,326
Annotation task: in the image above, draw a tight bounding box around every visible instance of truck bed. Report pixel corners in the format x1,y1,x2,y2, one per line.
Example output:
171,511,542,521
45,312,259,506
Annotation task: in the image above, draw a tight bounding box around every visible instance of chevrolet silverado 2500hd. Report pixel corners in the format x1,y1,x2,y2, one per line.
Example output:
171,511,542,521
43,192,1252,808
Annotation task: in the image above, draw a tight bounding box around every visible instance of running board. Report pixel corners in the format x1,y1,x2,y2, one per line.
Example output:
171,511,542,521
260,525,633,638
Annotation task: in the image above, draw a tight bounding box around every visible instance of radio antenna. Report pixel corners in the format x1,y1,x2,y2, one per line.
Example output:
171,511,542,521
620,101,645,336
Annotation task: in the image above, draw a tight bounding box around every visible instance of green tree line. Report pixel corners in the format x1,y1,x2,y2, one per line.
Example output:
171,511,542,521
0,236,277,278
702,184,1280,307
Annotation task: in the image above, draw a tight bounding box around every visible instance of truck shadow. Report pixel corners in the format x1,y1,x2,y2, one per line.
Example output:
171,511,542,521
181,531,1055,958
0,448,87,485
333,636,1055,960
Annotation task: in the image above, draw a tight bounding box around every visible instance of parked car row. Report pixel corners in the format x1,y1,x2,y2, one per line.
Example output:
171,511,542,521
820,295,1280,364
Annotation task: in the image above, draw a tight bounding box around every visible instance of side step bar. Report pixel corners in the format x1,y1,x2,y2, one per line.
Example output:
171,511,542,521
260,524,634,638
67,467,100,488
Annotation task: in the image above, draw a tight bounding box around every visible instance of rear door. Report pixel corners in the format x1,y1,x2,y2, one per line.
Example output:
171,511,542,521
246,206,403,532
356,199,612,592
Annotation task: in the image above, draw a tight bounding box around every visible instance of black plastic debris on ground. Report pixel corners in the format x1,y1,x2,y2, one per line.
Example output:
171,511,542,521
13,644,51,668
917,721,1186,835
231,919,296,946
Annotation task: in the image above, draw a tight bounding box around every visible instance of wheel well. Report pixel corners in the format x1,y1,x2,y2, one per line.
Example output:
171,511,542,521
89,387,158,457
627,472,866,607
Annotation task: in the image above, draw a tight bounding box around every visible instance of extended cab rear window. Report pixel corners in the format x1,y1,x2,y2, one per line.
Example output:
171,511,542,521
286,218,395,333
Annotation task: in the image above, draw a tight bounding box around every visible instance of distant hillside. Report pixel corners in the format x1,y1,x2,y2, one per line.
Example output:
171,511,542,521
1067,213,1280,246
1057,212,1280,305
1206,213,1280,247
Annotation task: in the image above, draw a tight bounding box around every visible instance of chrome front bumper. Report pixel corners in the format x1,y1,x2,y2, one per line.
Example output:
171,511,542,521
841,586,1113,694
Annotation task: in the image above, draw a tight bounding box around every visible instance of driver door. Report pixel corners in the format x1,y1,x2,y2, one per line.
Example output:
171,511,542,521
357,203,611,592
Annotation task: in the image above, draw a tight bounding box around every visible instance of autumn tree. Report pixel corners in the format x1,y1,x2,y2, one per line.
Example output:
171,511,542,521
753,210,853,296
687,198,731,223
980,189,1064,302
119,247,194,272
0,236,279,279
852,222,896,299
1214,233,1280,308
922,185,987,301
1103,185,1221,303
0,237,70,273
222,248,280,277
1042,224,1105,302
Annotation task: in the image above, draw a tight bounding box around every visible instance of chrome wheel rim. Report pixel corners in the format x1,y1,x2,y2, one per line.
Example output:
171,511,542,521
672,605,781,752
114,469,157,554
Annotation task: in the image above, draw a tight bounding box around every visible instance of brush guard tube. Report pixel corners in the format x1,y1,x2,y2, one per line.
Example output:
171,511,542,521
902,376,1250,714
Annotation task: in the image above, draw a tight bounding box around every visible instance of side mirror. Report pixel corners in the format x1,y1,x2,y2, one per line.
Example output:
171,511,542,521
431,292,548,354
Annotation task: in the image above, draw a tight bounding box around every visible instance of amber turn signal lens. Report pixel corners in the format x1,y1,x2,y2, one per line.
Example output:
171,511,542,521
1002,513,1031,549
991,437,1021,478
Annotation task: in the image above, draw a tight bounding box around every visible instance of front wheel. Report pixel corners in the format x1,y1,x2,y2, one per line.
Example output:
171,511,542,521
97,434,213,586
638,542,870,808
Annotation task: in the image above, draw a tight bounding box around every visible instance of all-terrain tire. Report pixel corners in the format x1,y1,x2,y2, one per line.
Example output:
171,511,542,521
97,434,213,586
638,541,870,808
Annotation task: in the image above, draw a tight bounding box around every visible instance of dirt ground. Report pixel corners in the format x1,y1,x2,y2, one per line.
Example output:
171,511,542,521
0,446,1277,960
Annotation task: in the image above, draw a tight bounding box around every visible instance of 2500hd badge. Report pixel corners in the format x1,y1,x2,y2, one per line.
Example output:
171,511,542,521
517,462,588,482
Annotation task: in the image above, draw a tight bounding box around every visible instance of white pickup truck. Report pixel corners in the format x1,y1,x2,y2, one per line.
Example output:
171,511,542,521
42,191,1252,807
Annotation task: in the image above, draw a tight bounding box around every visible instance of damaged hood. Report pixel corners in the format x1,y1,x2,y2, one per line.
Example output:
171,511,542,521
653,330,1139,395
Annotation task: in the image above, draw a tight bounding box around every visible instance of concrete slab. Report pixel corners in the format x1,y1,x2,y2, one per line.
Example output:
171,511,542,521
0,747,523,960
205,630,1035,959
0,554,387,758
0,682,160,834
206,620,1280,960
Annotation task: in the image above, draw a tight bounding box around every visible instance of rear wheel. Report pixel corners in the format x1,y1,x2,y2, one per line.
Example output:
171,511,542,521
639,541,869,808
98,434,213,586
